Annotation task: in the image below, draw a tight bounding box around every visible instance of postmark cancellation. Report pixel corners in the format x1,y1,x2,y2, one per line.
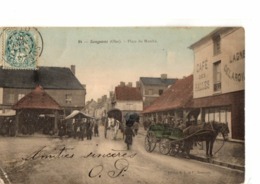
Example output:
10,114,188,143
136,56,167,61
0,27,43,70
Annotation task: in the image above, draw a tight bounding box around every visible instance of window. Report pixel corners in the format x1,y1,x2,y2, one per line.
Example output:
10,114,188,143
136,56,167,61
7,94,15,104
213,35,221,55
148,89,153,95
159,89,163,96
65,94,72,104
18,94,25,100
213,61,221,92
203,106,232,138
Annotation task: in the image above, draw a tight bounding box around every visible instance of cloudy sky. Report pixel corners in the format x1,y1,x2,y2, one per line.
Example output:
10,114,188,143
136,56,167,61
35,27,216,101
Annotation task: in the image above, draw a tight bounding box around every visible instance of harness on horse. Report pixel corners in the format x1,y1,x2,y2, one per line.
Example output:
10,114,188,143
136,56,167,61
208,121,216,133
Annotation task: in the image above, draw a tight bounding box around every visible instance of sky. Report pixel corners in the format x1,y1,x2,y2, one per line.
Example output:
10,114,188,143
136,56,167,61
35,27,216,101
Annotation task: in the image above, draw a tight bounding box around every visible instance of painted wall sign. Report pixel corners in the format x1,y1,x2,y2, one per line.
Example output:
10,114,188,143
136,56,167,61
229,49,245,64
224,64,245,82
194,60,210,92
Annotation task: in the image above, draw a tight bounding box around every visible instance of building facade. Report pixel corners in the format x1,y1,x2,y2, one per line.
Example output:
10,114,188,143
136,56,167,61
95,95,112,119
190,27,245,141
83,99,98,117
0,66,86,116
112,85,143,118
139,74,178,108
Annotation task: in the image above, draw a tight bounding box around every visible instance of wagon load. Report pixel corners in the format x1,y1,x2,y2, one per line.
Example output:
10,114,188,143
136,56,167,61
145,121,229,158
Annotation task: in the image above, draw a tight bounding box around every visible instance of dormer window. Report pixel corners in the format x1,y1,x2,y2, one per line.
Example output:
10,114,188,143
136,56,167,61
213,35,221,55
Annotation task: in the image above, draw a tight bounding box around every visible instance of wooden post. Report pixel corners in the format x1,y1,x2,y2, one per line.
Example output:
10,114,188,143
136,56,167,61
54,110,58,134
183,109,190,126
15,110,20,136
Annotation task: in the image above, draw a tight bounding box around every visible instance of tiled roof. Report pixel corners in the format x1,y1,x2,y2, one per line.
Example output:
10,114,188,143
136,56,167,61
143,75,193,113
115,86,142,101
0,66,85,90
12,86,61,110
140,77,177,86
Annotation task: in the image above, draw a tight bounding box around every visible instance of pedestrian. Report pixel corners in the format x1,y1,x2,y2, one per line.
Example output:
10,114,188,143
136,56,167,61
76,123,81,140
177,119,186,130
124,126,135,150
58,121,65,139
86,119,93,140
133,121,139,135
79,120,85,141
94,119,99,137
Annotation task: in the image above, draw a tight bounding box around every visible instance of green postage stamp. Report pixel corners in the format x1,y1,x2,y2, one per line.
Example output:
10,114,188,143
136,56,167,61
1,28,43,70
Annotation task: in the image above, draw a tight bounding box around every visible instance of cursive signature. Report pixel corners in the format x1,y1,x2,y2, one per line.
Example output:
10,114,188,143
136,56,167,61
89,158,129,178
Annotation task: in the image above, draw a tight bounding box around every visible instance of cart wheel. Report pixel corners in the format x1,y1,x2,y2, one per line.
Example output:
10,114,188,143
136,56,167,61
149,133,157,152
169,143,180,156
159,139,170,155
144,133,157,152
144,135,151,152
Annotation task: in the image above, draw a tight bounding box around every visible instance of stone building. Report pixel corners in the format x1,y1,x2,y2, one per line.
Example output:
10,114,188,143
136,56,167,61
189,27,245,141
139,74,178,108
83,99,98,117
112,84,143,118
0,65,86,116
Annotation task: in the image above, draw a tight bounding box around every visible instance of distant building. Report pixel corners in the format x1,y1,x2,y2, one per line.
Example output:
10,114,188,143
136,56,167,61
140,74,178,108
83,99,97,117
95,95,111,119
189,27,245,141
0,65,86,116
112,84,143,117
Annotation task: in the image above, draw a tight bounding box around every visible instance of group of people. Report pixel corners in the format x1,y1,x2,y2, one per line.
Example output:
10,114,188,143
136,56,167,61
107,117,139,139
58,118,99,140
0,117,16,136
58,113,140,150
143,116,197,131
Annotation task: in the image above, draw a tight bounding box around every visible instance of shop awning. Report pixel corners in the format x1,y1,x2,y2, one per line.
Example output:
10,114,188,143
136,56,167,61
64,110,94,120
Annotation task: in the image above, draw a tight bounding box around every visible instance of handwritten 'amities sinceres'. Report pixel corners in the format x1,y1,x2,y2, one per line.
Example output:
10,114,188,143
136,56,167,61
22,146,137,161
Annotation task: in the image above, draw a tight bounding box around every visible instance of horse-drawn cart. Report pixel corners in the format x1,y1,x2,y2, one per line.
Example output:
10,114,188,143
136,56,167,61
144,122,229,158
105,108,123,139
144,124,184,156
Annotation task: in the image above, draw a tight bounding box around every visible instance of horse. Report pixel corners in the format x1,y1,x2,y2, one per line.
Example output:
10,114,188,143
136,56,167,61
182,121,229,157
106,117,120,140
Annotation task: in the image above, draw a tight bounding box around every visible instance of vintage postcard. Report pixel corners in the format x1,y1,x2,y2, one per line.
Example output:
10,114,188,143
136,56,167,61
0,27,245,184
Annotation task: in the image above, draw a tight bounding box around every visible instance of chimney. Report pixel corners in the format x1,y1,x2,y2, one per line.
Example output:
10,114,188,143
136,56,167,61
136,81,140,88
71,65,76,75
127,82,132,87
109,91,114,98
161,74,167,80
81,84,86,89
120,81,125,87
